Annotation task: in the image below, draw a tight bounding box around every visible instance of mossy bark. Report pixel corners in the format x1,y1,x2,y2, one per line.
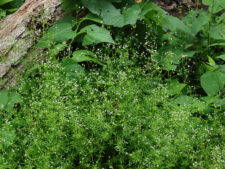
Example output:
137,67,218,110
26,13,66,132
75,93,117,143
0,0,64,89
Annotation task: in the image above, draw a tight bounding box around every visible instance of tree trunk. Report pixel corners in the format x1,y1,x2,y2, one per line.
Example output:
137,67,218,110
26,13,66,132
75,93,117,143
0,0,64,89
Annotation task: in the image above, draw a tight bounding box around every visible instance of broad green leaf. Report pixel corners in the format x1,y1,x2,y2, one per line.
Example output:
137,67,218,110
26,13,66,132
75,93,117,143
174,95,206,110
0,89,8,110
49,44,67,56
0,0,14,6
83,13,103,24
82,0,108,15
61,58,84,75
72,50,104,66
36,17,76,48
139,1,164,19
0,89,21,112
202,0,225,13
216,54,225,61
82,0,141,27
6,92,22,112
191,11,209,35
80,24,114,46
167,79,186,95
201,96,222,105
60,0,80,13
200,71,225,96
164,15,191,34
209,25,225,40
216,65,225,73
182,10,208,36
123,4,141,25
173,50,195,59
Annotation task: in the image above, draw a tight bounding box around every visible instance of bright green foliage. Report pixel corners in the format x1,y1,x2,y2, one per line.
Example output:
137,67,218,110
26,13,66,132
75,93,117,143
80,24,115,45
167,79,186,95
36,17,76,48
82,0,141,27
72,50,104,66
0,89,22,112
1,55,224,168
217,54,225,61
200,70,225,95
36,16,114,49
203,0,225,13
2,0,225,168
60,0,81,13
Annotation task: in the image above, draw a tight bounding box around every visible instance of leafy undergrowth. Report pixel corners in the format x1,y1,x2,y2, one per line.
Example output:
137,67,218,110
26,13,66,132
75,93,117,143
1,54,225,168
1,0,225,168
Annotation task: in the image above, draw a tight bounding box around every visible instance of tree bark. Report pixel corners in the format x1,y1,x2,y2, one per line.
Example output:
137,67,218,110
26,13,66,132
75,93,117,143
0,0,64,89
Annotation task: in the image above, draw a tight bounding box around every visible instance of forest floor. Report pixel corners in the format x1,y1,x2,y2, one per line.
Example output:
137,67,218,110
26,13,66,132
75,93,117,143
0,1,225,168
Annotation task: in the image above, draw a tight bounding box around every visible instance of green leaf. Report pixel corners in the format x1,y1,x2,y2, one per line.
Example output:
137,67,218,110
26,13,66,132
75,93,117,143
182,10,208,36
36,17,76,48
216,54,225,61
83,13,103,24
123,4,141,25
80,24,114,46
72,50,104,66
6,92,22,112
209,25,225,40
82,0,141,27
209,43,225,47
0,0,14,6
164,15,191,34
0,89,8,110
49,44,67,56
200,71,225,96
0,89,21,112
167,79,186,95
60,0,81,13
174,95,206,110
204,63,215,71
208,56,216,66
82,0,106,15
139,1,164,19
61,58,84,75
191,11,209,36
202,0,225,13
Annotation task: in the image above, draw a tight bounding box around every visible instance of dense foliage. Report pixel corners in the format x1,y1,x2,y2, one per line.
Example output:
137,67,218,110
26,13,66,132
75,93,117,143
0,0,225,168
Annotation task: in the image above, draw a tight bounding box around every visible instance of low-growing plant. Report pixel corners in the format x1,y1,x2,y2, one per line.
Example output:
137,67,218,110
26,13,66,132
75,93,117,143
1,54,225,168
1,0,225,168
